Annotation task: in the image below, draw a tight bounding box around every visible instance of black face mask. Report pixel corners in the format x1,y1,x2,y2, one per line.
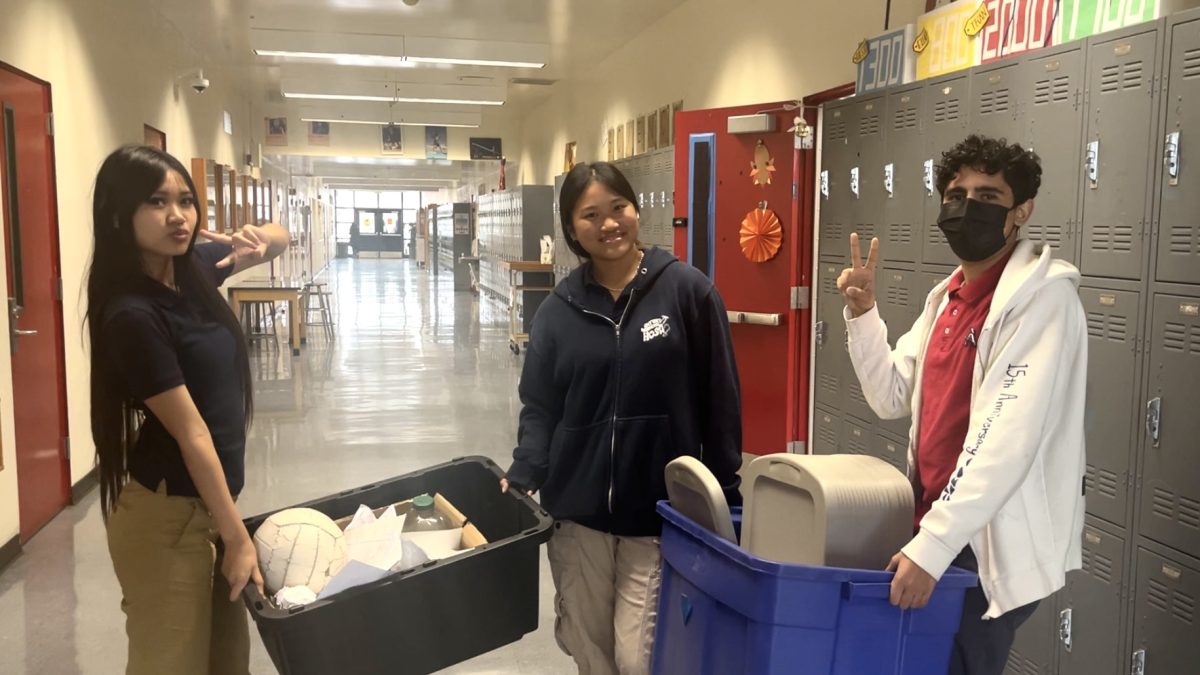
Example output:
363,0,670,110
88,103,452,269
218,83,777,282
936,198,1013,262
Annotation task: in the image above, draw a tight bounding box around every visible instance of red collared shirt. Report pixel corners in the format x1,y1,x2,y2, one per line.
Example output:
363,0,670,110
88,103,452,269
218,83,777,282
914,250,1014,528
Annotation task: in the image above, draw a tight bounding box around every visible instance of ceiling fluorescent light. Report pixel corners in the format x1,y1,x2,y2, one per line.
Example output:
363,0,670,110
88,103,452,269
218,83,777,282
284,92,395,102
254,50,414,68
405,56,545,68
301,117,479,128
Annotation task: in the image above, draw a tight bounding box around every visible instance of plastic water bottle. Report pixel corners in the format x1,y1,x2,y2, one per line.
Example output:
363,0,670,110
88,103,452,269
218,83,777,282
404,494,451,532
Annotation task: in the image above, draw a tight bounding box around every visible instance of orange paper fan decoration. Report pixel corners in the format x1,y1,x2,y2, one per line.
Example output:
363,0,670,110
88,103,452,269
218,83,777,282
740,207,783,263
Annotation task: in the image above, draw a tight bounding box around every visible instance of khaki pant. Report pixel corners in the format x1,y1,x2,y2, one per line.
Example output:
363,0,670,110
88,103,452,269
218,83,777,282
547,521,662,675
106,480,250,675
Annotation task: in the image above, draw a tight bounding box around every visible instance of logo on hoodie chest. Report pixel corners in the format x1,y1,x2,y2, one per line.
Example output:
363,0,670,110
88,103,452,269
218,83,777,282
641,315,671,343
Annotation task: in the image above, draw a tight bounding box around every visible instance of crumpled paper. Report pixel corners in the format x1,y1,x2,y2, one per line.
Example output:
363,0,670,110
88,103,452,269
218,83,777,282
274,585,318,609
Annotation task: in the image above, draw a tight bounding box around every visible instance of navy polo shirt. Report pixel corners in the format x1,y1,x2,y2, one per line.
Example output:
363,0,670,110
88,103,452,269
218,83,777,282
101,244,246,497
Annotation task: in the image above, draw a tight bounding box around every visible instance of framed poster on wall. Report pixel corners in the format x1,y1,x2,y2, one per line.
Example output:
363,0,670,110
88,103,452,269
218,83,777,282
658,105,673,147
624,120,634,157
636,115,646,155
607,128,615,161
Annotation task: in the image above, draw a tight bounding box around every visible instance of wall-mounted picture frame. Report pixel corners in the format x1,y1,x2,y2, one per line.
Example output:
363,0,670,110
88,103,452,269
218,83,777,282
616,125,626,160
308,121,330,146
636,115,647,155
425,126,448,160
606,128,615,161
658,105,673,147
265,117,288,146
624,120,634,157
382,124,404,155
647,114,659,151
469,137,503,160
563,141,577,173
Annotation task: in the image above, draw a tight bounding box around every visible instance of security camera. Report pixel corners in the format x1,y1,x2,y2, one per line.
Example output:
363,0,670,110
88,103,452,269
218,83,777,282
189,73,211,94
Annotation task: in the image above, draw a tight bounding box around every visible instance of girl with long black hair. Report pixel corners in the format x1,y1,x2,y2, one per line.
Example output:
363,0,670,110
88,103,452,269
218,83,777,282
87,145,288,675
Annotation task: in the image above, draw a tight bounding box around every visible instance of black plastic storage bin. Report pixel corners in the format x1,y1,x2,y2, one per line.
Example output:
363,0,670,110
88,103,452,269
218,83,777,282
241,456,554,675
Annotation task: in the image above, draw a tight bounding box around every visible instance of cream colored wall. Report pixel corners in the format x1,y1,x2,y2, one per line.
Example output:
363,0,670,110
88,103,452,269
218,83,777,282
0,0,258,544
517,0,928,185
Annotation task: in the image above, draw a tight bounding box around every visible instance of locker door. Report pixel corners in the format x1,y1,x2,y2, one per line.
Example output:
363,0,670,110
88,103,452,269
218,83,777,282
1060,521,1128,675
1131,547,1200,674
1079,285,1140,527
814,261,849,413
1156,16,1200,285
814,407,842,455
663,152,675,254
852,95,887,250
1026,46,1085,264
845,416,871,456
883,85,925,264
970,61,1027,143
873,431,908,474
1141,294,1200,560
1080,28,1160,280
820,101,857,260
1005,599,1059,675
877,267,919,439
922,74,971,267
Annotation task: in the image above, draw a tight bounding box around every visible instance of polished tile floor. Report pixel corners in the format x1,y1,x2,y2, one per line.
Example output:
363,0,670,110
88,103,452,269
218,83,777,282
0,258,575,674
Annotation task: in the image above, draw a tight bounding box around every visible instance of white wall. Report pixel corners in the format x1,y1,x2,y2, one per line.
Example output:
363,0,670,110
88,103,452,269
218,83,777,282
0,0,258,544
516,0,928,185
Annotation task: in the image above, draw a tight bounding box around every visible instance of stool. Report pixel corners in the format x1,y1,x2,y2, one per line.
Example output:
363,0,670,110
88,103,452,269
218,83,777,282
240,300,278,348
302,282,336,340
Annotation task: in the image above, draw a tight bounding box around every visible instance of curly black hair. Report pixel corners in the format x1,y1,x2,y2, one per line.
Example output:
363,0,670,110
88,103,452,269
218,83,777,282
935,135,1042,206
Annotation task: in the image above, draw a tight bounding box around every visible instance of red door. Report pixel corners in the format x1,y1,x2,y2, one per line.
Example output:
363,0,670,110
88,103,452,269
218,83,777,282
0,63,71,543
673,89,851,456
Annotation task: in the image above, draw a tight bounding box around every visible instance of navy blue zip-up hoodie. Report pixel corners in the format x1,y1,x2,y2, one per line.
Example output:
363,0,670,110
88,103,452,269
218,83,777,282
506,247,742,536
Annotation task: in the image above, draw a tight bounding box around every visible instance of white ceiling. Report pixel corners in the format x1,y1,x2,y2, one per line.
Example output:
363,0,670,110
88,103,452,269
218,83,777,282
153,0,688,188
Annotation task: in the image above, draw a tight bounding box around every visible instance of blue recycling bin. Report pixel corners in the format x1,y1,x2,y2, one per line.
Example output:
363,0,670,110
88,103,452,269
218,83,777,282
652,502,977,675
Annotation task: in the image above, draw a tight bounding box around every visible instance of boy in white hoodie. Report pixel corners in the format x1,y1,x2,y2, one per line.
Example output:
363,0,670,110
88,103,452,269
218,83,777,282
837,135,1087,675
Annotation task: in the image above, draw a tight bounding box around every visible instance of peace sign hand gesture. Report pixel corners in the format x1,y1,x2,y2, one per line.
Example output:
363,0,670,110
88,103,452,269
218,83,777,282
837,232,881,318
198,225,270,270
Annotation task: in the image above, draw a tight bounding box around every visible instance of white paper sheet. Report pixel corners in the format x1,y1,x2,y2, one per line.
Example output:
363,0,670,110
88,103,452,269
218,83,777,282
403,528,465,561
317,560,391,599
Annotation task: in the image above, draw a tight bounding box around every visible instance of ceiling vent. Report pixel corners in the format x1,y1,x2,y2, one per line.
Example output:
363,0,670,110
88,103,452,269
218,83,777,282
510,77,558,86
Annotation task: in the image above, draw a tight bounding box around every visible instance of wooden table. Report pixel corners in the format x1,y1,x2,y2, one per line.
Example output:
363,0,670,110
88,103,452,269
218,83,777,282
500,261,555,355
228,281,306,355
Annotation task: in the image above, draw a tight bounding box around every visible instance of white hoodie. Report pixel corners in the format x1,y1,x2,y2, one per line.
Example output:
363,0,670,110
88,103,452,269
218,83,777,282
843,238,1087,619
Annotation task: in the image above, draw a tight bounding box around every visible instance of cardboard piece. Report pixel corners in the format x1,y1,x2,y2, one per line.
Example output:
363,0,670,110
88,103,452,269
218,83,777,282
915,0,984,79
855,25,918,94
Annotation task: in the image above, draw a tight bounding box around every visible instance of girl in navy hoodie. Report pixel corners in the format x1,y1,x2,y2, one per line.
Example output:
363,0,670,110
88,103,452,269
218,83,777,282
503,161,742,674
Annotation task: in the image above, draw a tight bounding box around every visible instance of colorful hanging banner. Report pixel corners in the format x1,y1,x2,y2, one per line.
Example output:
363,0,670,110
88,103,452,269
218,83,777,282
979,0,1058,63
855,25,918,94
915,0,983,80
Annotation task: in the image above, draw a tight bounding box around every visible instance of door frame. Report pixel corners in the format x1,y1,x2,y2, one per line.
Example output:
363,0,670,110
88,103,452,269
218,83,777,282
0,61,73,541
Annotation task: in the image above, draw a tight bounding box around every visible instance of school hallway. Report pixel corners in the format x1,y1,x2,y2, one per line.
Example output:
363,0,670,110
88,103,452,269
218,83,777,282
0,257,574,674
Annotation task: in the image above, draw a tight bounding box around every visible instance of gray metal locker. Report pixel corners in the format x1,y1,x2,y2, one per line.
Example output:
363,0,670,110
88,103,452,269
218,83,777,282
876,266,920,439
814,406,842,455
1080,25,1161,281
1079,283,1142,528
1140,292,1200,560
922,73,971,267
882,85,925,265
1059,520,1128,675
844,416,872,456
872,431,908,474
1005,598,1059,675
849,94,887,250
1131,545,1200,674
1155,13,1200,286
1025,45,1085,264
820,100,857,261
970,60,1027,144
814,261,849,414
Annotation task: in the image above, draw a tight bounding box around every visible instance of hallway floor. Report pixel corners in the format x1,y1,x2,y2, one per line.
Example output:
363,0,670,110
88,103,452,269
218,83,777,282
0,258,575,674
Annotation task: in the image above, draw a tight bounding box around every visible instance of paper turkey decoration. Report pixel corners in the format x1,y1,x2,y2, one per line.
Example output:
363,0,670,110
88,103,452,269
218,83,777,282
740,207,783,263
750,140,776,186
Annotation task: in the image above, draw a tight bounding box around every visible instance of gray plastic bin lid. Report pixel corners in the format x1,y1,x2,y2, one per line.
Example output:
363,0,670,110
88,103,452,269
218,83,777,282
665,456,737,544
741,453,914,570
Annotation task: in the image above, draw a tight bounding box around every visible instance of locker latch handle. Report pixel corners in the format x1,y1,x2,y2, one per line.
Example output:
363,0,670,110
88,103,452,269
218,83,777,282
1165,131,1181,185
1146,397,1162,448
884,163,895,198
815,320,827,346
820,170,829,199
850,167,860,199
1086,141,1100,188
1131,648,1146,675
1058,608,1072,652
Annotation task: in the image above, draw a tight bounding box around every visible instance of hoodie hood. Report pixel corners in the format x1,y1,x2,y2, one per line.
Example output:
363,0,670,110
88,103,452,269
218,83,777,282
557,246,679,314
